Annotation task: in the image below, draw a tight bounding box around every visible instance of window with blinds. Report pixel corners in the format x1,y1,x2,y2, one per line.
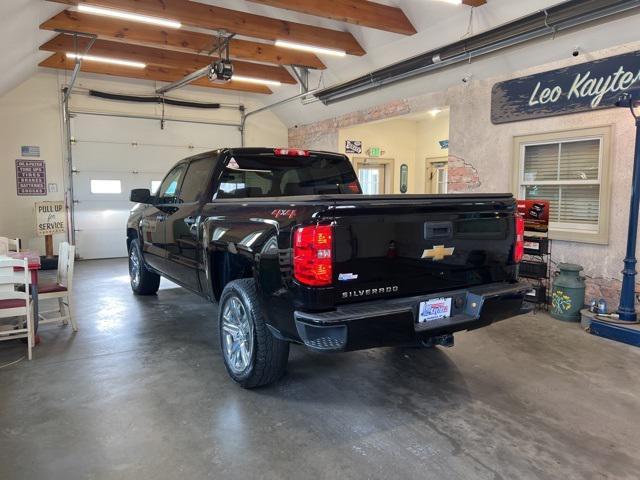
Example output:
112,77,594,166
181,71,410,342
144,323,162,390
520,138,602,232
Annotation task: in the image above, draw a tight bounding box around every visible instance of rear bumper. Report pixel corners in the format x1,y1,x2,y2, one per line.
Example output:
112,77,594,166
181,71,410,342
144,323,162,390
294,282,530,352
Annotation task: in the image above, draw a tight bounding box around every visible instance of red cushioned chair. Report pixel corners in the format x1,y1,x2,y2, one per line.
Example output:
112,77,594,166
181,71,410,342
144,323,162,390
38,242,77,331
0,257,34,360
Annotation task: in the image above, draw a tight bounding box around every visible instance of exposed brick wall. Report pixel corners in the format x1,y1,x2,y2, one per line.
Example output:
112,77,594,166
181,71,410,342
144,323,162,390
583,276,638,312
447,155,481,192
288,99,411,150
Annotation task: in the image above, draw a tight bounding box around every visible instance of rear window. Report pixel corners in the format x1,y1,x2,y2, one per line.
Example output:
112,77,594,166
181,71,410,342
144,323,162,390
214,153,360,199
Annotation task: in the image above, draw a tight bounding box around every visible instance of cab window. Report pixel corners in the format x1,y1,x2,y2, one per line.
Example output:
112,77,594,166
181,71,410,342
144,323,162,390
157,165,186,204
179,157,215,203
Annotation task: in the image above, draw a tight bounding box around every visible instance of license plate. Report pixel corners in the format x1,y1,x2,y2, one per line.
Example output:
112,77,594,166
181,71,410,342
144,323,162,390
418,297,452,323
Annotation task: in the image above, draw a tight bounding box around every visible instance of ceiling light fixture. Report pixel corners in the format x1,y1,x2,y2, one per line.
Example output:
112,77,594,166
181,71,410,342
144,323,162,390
434,0,463,4
429,108,443,117
274,40,346,57
232,75,282,87
77,4,182,29
66,52,146,69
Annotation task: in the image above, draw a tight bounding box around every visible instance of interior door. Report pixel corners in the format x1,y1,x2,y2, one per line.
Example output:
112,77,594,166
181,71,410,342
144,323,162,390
357,163,386,194
426,157,449,194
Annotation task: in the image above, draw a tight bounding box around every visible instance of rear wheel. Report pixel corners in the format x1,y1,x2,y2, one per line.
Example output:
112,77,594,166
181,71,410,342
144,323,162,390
218,279,289,388
128,239,160,295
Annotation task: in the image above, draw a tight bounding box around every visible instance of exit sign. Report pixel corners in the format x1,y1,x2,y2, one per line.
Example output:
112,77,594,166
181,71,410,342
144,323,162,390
369,146,381,157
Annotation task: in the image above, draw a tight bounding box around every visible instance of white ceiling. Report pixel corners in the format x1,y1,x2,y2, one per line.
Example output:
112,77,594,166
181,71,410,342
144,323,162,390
2,0,640,128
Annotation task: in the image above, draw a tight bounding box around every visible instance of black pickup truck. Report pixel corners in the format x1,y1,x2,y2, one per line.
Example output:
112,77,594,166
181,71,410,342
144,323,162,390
127,147,528,388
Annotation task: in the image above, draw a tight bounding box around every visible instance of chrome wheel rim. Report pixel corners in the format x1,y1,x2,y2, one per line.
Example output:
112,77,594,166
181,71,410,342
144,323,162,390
221,295,254,375
130,248,140,288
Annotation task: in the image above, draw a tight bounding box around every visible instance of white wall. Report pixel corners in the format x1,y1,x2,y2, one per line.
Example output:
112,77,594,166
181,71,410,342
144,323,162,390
0,70,288,254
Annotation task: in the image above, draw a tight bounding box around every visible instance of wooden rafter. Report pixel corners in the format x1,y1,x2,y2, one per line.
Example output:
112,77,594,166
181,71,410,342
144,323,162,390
40,35,297,84
246,0,416,35
39,52,273,94
40,11,326,69
47,0,365,56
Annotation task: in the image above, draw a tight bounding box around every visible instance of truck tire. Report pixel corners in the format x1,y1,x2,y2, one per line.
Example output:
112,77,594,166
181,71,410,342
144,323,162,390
218,278,289,388
128,238,160,295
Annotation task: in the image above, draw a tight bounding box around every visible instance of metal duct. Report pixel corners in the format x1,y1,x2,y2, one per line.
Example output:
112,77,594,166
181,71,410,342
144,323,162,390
315,0,640,105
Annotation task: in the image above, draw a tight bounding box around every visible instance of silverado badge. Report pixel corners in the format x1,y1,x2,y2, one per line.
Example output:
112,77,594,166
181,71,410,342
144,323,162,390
422,245,455,261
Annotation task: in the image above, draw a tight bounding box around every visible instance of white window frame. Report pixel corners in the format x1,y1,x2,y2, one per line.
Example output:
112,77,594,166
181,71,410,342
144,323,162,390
513,126,612,245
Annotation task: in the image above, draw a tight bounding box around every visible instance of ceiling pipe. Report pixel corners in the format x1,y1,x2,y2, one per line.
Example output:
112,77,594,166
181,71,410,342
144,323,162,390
315,0,640,105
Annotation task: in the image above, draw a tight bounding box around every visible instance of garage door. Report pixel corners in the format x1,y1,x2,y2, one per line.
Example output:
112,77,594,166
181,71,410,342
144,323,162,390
71,113,240,259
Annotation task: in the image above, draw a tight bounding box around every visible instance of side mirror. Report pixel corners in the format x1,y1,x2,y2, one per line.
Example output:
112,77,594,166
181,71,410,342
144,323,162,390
130,188,152,204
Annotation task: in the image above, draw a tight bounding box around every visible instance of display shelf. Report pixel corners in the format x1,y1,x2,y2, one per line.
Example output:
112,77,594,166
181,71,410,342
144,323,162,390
521,230,552,309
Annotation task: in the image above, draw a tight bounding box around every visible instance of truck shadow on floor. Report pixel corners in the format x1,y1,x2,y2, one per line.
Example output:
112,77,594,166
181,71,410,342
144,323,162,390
259,344,472,410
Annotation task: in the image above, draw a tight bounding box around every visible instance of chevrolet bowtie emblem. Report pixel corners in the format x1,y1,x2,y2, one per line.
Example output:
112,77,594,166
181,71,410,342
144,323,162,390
422,245,455,261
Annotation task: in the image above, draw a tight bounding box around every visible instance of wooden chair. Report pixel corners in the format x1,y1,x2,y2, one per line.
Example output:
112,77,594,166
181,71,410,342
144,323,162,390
0,237,18,253
38,242,77,331
0,257,34,360
8,238,20,252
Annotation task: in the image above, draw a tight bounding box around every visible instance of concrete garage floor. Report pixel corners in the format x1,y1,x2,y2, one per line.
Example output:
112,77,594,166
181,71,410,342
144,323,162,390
1,259,639,480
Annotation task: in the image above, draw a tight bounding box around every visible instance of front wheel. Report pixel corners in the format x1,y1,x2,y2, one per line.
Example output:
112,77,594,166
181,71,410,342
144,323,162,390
128,238,160,295
218,279,289,388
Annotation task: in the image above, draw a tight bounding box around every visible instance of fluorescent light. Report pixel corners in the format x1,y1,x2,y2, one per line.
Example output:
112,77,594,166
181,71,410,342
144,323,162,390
66,53,146,69
232,75,281,87
429,108,443,117
275,40,346,57
78,4,182,29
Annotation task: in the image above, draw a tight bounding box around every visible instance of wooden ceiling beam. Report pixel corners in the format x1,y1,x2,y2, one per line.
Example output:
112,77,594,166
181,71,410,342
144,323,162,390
47,0,365,56
40,11,326,69
39,52,273,94
40,35,297,84
246,0,416,35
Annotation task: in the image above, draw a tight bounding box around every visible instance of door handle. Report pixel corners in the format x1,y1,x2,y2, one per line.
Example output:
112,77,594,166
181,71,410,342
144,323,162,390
185,216,198,234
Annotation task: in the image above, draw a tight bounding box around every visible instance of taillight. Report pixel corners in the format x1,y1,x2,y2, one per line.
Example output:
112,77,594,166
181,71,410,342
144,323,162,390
274,148,310,157
293,225,333,286
514,215,525,263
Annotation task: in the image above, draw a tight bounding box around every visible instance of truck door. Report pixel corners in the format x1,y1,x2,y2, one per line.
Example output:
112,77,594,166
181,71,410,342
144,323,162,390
142,164,186,272
164,156,216,292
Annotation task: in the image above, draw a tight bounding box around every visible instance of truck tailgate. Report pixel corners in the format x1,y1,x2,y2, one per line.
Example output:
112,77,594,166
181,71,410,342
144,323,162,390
329,194,518,304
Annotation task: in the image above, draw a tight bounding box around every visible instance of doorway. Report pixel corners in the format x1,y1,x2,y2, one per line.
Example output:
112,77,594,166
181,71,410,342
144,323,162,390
354,158,393,194
426,157,448,194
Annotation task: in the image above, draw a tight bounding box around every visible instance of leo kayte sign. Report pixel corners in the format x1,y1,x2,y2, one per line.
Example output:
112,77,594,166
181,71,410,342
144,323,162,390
35,201,66,237
16,159,47,196
492,50,640,124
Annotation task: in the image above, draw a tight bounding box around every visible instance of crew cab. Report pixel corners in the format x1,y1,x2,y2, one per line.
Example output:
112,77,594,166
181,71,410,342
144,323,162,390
127,148,529,388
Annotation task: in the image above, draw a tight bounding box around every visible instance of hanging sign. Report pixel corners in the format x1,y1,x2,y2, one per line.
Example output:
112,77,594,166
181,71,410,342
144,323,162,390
21,145,40,157
492,50,640,124
35,201,66,237
345,140,362,154
16,159,47,196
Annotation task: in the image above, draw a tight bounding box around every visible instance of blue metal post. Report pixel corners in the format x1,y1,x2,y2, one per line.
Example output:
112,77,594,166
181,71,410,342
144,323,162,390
617,99,640,322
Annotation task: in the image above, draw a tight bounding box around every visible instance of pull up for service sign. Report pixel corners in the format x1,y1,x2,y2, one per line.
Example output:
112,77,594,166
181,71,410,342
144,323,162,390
35,201,66,237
